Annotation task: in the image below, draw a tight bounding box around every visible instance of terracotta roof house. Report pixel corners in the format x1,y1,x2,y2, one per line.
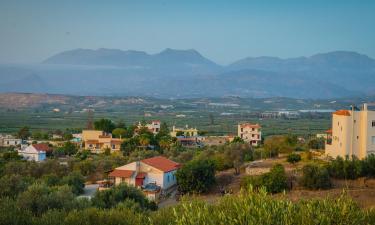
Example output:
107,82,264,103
109,156,180,201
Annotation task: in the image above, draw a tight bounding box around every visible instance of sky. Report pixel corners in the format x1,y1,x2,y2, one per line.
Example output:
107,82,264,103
0,0,375,65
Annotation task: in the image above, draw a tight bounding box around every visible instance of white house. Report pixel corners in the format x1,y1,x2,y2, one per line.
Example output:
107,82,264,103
18,143,51,162
0,134,22,147
137,120,161,134
109,156,180,201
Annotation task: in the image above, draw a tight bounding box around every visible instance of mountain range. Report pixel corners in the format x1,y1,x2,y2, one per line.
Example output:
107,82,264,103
1,48,375,99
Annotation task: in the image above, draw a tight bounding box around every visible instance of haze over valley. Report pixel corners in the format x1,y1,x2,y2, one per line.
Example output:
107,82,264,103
1,49,374,99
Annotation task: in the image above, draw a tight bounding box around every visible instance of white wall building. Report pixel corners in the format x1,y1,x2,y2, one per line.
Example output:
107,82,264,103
109,156,180,191
18,144,51,162
325,104,375,159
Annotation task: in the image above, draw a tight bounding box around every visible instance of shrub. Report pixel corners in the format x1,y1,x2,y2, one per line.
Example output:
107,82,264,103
300,164,331,189
361,154,375,177
241,164,288,194
287,153,301,164
91,183,156,210
328,156,362,179
61,171,85,195
176,159,216,194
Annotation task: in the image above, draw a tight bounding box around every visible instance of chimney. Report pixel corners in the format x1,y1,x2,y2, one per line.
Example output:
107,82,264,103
363,103,368,111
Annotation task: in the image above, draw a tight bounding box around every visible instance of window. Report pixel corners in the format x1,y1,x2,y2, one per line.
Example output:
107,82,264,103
372,136,375,145
252,128,255,131
112,144,115,149
372,121,375,127
241,128,243,132
167,174,170,182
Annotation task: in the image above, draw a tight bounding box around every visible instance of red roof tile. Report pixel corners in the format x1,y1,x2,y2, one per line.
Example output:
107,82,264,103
141,156,180,172
333,110,351,116
32,143,52,152
108,169,134,178
325,129,332,134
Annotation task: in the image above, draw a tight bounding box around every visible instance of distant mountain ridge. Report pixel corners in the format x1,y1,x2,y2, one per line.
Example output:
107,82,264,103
0,49,374,99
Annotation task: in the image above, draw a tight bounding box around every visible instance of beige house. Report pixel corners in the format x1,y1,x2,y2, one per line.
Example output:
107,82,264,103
137,120,161,134
82,130,122,153
170,125,198,137
325,103,375,159
238,123,262,146
109,156,180,201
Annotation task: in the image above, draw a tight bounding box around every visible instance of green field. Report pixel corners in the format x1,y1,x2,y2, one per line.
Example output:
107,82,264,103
0,109,331,138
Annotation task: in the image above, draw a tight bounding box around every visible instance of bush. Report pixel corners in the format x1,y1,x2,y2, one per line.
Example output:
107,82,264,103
176,159,216,194
361,154,375,177
61,172,85,195
328,156,362,179
91,183,156,210
287,153,301,164
300,164,331,190
241,164,288,194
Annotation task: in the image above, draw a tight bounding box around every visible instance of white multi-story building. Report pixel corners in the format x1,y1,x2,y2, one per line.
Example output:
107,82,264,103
238,123,262,146
325,103,375,159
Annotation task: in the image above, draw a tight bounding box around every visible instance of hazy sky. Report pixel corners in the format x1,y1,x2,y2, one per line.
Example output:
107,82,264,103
0,0,375,64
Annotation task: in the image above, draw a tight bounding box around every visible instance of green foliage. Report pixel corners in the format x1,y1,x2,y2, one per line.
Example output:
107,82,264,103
328,156,362,179
287,153,301,164
62,141,78,156
176,159,216,194
112,128,127,138
242,164,288,194
17,126,31,140
17,183,76,216
308,138,325,150
224,143,253,174
91,183,156,210
0,174,34,198
300,164,331,190
361,154,375,177
61,171,85,195
94,118,116,133
231,136,244,143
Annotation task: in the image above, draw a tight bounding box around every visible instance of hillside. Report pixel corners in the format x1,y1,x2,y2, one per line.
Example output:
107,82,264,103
1,49,375,98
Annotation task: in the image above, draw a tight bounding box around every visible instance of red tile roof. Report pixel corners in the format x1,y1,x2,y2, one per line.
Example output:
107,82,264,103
108,169,134,178
333,110,351,116
325,129,332,134
86,140,99,144
141,156,180,172
32,143,52,152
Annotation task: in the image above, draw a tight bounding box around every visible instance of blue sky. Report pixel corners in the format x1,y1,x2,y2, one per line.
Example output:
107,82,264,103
0,0,374,64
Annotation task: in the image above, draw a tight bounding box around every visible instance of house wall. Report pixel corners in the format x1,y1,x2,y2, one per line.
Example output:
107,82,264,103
326,107,375,159
113,161,178,190
18,146,46,162
238,125,261,146
163,170,177,189
82,130,104,141
1,138,22,147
